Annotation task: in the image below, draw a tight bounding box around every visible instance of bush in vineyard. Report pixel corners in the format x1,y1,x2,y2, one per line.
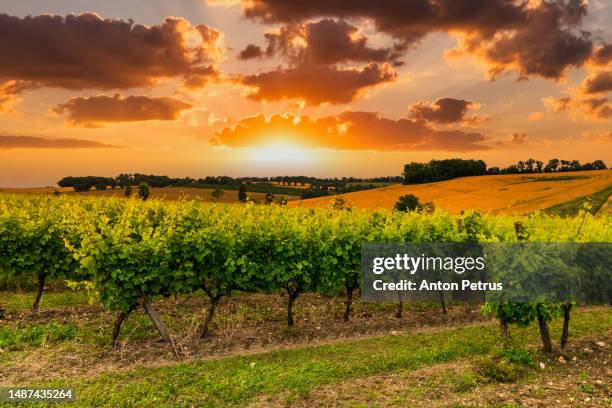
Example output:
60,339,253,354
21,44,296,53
0,196,79,310
74,200,186,345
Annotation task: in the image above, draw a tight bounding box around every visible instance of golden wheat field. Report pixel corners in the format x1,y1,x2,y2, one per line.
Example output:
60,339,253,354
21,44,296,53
291,170,612,214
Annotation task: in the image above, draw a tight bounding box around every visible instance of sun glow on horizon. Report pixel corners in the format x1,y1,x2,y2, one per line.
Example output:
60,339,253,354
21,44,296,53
246,142,314,164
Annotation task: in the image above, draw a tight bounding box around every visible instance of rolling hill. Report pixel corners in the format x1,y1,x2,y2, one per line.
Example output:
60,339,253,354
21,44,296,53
290,170,612,215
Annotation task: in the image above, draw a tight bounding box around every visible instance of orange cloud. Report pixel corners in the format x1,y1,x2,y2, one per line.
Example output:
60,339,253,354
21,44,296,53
0,13,223,94
590,43,612,66
212,111,489,151
0,135,121,149
241,63,396,105
544,95,612,121
54,94,193,127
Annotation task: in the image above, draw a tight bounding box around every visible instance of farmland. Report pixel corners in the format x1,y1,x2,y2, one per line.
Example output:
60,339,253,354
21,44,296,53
292,170,612,214
0,187,300,203
75,187,300,203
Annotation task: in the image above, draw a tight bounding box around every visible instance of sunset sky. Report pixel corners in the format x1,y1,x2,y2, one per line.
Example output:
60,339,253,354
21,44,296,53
0,0,610,187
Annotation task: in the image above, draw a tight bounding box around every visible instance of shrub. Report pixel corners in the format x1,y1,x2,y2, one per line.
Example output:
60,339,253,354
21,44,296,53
394,194,420,212
138,182,150,201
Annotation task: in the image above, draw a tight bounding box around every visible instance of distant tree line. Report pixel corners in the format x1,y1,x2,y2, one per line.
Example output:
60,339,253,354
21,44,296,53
58,173,401,197
403,159,487,184
486,159,607,175
403,158,608,184
57,176,118,192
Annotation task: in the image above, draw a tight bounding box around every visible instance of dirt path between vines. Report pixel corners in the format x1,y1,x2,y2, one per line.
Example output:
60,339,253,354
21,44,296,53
0,293,489,385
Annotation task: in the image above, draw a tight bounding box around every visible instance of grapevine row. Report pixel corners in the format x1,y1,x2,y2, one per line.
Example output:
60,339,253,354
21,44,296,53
0,194,609,351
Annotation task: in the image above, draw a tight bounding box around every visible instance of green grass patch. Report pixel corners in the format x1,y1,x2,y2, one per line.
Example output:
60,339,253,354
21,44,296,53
0,291,89,311
14,308,610,408
0,323,77,351
545,185,612,216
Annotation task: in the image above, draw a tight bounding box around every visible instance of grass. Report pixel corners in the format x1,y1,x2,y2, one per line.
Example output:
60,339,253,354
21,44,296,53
0,323,77,351
0,291,90,311
544,184,612,216
7,308,609,407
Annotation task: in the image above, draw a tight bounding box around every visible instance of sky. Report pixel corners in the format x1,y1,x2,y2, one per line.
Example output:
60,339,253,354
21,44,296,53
0,0,610,187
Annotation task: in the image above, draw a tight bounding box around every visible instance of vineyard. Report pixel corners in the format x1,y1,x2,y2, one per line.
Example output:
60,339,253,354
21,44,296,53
0,193,610,406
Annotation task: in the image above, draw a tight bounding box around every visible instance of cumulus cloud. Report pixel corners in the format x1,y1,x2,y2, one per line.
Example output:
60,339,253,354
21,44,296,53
242,0,596,80
241,63,396,105
53,94,193,127
580,71,612,94
211,111,489,151
0,13,223,95
242,0,526,39
245,19,406,65
0,135,121,149
409,98,487,125
448,0,593,80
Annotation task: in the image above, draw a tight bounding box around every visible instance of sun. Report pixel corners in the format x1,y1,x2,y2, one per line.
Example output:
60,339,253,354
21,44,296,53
248,142,313,164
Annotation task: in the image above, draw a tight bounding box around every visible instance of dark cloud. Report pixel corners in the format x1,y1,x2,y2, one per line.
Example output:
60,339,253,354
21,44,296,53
581,71,612,94
409,98,485,124
242,0,595,80
241,63,396,105
590,43,612,66
263,19,406,65
452,0,593,80
53,94,192,127
242,0,525,39
0,13,222,93
239,44,264,60
0,135,121,149
212,111,489,151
